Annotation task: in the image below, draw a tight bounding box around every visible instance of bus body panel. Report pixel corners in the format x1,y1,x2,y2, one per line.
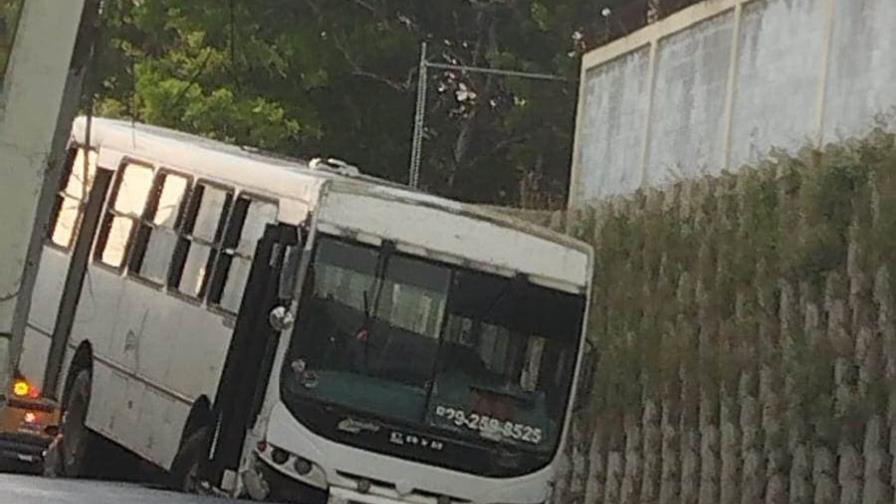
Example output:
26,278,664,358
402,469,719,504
318,190,589,291
87,360,191,468
71,119,327,209
265,402,553,504
250,195,592,503
74,264,235,469
74,266,232,401
20,117,593,503
19,248,70,392
24,121,322,469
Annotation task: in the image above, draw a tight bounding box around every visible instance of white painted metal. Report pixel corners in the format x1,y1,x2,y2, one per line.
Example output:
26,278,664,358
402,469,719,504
318,191,589,291
70,118,590,264
21,117,592,502
265,402,557,504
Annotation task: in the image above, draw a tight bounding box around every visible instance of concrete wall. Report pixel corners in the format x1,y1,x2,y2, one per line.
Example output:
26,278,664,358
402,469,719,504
0,0,88,384
552,140,896,504
570,0,896,206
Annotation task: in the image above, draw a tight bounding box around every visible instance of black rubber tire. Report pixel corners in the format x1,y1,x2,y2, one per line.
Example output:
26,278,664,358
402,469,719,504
169,426,211,493
59,369,99,478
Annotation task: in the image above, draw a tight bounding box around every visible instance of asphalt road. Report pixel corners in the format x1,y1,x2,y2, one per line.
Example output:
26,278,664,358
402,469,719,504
0,474,254,503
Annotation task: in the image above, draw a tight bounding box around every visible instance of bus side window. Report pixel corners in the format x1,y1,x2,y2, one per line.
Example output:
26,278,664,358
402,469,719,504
129,172,190,284
208,195,278,312
48,148,97,249
170,182,233,299
95,163,154,268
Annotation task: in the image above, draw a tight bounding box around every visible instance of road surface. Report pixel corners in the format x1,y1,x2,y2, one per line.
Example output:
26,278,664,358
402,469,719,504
0,474,255,503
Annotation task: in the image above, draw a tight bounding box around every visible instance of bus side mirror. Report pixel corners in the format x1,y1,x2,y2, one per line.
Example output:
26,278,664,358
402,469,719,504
269,306,295,332
574,340,596,412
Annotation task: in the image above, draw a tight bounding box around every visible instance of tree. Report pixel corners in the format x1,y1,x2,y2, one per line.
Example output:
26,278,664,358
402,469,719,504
91,0,644,207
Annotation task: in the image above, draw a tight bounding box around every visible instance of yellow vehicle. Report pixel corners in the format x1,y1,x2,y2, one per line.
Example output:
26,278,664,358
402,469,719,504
0,371,60,470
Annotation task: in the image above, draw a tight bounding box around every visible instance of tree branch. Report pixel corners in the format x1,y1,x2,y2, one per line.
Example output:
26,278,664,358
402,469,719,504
304,0,414,92
348,0,405,30
302,0,323,22
170,48,214,109
469,133,532,166
446,13,497,189
330,34,415,92
349,0,382,18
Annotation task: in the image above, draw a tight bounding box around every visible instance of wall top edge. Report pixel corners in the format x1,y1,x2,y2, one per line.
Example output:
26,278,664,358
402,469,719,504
582,0,748,70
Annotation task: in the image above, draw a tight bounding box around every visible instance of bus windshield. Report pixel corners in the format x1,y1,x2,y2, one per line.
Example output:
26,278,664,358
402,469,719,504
281,235,586,462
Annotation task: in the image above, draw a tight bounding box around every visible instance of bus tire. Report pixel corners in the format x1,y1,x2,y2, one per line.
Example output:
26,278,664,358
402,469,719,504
60,369,98,478
169,426,211,493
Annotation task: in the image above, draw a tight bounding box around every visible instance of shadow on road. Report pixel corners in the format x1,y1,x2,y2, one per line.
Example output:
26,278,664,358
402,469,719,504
0,473,255,503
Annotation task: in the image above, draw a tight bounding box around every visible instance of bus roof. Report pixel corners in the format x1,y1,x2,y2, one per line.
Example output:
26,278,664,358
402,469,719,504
70,117,592,257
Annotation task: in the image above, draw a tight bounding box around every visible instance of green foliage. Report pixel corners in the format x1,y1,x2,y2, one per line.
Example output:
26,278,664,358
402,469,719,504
89,0,637,206
572,133,896,438
789,147,865,287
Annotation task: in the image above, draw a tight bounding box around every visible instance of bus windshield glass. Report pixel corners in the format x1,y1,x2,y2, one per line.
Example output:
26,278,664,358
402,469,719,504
281,235,586,457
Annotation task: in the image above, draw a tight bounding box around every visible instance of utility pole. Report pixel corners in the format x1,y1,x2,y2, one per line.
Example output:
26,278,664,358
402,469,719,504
406,41,572,189
0,0,100,395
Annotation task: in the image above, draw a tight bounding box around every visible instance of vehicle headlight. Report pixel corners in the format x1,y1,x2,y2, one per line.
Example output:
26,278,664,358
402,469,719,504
256,441,328,489
293,456,313,476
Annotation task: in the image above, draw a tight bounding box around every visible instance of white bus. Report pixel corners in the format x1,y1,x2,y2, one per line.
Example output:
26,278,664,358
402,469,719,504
18,117,594,504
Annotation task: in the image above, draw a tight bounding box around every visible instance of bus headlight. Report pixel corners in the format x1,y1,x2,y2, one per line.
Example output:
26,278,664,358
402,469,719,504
257,443,328,490
293,456,312,476
271,448,289,465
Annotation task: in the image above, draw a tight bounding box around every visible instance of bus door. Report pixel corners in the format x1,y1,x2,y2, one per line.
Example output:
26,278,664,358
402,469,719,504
209,223,301,486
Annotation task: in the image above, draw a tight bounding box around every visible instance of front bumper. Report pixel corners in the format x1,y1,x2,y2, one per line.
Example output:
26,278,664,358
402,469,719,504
250,455,328,504
327,487,408,504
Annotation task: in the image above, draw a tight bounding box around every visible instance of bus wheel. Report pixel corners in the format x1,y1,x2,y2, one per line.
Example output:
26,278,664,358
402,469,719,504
169,426,211,493
60,369,97,477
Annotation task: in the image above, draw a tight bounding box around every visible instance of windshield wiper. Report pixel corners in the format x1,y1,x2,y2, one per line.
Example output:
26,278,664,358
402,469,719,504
356,241,396,371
